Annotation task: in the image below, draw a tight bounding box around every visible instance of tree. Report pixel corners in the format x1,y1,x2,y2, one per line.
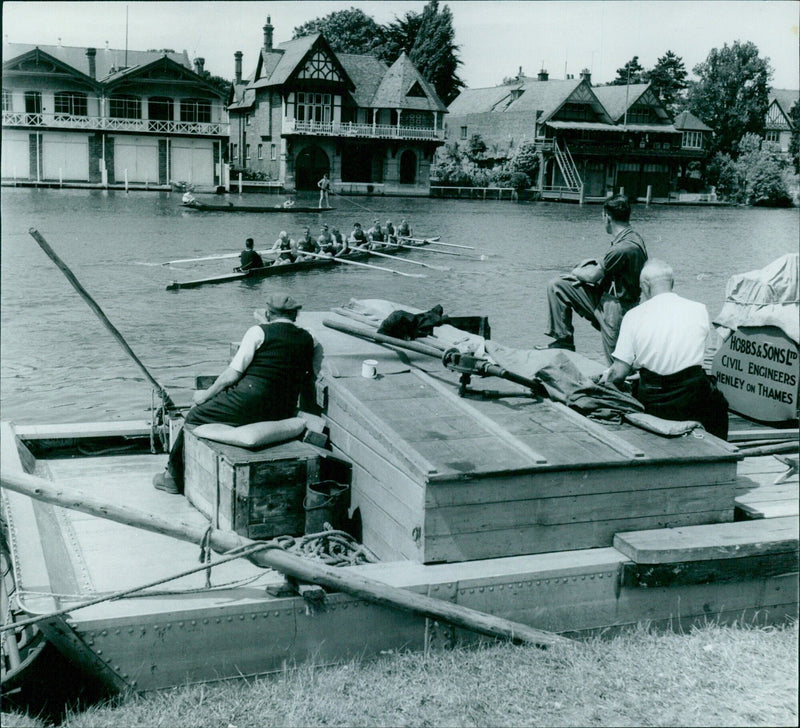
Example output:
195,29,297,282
408,1,465,105
375,9,422,64
509,142,539,180
688,41,771,156
292,8,385,55
202,73,231,98
788,101,800,174
465,133,487,162
611,56,645,85
646,51,688,114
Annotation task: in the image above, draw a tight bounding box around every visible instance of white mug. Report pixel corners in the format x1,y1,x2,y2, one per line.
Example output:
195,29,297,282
361,359,378,378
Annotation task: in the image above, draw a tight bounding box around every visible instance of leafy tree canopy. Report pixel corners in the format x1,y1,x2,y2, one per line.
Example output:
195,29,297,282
611,56,646,85
688,40,771,156
292,7,385,55
788,101,800,174
646,51,688,114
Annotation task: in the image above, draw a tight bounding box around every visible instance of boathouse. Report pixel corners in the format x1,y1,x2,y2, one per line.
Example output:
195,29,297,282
1,43,229,187
226,17,447,195
446,70,709,201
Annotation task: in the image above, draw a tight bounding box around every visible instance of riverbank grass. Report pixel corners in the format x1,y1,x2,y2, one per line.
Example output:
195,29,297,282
4,619,792,728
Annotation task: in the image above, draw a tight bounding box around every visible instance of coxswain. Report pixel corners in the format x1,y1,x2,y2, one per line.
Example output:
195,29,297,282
238,237,264,271
296,226,319,258
269,231,296,265
153,294,315,495
348,222,369,249
318,224,336,256
600,259,728,439
537,194,647,362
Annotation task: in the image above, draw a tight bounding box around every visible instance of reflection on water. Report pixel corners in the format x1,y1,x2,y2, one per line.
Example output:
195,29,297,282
2,187,797,422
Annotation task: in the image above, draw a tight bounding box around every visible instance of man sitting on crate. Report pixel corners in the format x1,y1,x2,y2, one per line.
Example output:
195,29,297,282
600,259,729,439
153,294,315,494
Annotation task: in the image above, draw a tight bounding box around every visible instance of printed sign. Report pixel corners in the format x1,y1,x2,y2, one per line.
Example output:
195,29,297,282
712,326,799,422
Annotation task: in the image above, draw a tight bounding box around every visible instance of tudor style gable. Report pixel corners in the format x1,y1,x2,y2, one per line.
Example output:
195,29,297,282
3,47,99,91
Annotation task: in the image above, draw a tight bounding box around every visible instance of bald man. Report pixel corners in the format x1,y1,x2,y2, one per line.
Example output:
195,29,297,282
601,259,728,439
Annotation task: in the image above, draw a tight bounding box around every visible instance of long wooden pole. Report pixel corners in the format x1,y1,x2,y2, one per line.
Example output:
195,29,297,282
323,318,446,357
162,249,280,266
0,470,570,648
365,248,450,271
28,228,175,410
410,238,475,251
388,242,472,258
300,250,426,278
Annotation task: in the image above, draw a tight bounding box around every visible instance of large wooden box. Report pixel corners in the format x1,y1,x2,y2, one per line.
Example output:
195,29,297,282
184,431,323,539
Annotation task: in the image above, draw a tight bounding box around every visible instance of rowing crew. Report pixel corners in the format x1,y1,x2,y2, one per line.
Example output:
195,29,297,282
237,219,415,269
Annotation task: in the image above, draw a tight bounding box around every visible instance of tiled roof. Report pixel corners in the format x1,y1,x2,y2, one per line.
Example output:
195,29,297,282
3,42,190,80
250,34,318,88
337,53,388,107
769,89,799,115
370,52,446,111
447,85,520,115
504,79,583,118
673,110,712,132
592,84,650,121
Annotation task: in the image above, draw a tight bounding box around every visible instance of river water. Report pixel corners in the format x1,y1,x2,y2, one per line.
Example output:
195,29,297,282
1,187,797,423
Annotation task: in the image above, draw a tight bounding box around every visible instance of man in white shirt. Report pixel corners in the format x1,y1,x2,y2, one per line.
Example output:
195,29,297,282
602,259,728,438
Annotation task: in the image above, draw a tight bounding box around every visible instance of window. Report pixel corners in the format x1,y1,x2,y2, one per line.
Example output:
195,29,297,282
245,113,251,126
298,50,341,81
54,91,88,118
295,92,331,123
765,130,780,143
257,143,263,160
460,125,468,140
271,144,277,161
627,105,653,124
180,98,211,124
681,131,703,149
245,144,251,160
24,90,42,123
230,143,238,160
110,94,141,119
2,88,13,112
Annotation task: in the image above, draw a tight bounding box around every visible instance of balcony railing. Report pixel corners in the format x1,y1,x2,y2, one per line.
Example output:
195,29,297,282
283,118,444,141
2,111,229,136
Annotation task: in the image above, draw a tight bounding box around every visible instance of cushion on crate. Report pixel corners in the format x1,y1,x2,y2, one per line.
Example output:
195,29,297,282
192,418,306,449
624,412,702,437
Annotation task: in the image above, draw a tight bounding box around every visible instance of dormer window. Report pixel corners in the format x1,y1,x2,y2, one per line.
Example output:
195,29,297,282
510,89,524,101
406,81,426,98
298,51,341,81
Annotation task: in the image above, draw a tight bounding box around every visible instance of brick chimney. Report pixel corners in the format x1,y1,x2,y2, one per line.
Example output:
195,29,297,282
263,15,273,52
538,68,549,82
234,51,243,84
194,57,205,75
580,68,592,85
86,47,96,79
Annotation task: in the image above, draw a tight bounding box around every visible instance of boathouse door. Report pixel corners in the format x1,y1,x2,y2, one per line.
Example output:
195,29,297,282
399,150,417,184
295,145,329,190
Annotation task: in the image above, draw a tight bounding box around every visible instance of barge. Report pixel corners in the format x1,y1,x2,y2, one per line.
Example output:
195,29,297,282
1,310,798,695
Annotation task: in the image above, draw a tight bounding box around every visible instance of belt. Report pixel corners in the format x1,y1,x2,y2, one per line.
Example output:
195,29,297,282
639,365,705,387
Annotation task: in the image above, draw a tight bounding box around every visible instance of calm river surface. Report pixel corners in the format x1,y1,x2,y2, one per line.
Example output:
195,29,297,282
1,187,797,423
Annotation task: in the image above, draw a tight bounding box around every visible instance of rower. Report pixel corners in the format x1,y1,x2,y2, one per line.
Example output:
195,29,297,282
367,219,385,246
269,231,296,265
348,222,369,250
397,219,411,239
296,226,319,258
385,220,396,244
238,238,264,271
601,259,729,439
330,226,348,256
318,224,337,256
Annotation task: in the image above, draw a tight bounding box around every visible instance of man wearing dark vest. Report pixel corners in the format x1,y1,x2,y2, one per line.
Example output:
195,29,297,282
238,237,264,270
153,294,315,494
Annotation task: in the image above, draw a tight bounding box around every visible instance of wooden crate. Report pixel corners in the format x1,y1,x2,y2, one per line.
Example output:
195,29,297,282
184,431,322,539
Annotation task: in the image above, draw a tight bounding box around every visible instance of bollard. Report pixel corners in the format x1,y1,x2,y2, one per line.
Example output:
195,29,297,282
646,185,652,206
59,168,63,188
125,169,129,192
238,172,242,194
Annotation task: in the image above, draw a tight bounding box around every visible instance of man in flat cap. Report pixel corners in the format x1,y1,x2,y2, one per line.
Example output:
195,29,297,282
153,293,315,494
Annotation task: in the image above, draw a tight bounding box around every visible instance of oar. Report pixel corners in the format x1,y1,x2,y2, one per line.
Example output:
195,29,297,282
365,248,450,271
395,235,441,244
403,237,477,251
0,470,570,648
162,249,281,266
299,250,426,278
387,241,474,258
29,228,176,410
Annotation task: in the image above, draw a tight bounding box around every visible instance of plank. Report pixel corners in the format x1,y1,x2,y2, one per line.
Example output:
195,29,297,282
736,501,799,519
13,420,152,439
424,483,735,536
613,516,799,563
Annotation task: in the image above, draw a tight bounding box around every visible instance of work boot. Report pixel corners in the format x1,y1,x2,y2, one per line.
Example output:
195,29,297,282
535,337,575,352
153,470,180,495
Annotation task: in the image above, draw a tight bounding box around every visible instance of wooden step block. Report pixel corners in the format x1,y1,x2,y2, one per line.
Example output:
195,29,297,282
614,516,799,563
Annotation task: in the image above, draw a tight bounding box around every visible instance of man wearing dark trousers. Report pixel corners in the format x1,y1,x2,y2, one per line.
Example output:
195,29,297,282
539,194,647,363
153,294,315,494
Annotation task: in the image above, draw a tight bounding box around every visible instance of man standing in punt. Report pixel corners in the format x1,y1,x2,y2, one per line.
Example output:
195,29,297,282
538,194,647,362
153,294,315,494
238,238,264,271
601,259,728,439
317,173,331,208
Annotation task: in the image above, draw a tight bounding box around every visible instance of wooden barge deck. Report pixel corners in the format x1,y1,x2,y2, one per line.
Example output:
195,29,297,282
1,311,797,692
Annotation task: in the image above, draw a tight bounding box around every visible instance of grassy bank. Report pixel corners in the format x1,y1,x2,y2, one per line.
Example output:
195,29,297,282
4,620,797,728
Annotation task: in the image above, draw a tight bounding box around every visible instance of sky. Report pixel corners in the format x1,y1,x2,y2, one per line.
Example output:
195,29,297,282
3,1,798,90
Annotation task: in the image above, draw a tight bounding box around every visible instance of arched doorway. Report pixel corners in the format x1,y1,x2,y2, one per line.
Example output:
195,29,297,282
295,145,329,190
399,149,417,184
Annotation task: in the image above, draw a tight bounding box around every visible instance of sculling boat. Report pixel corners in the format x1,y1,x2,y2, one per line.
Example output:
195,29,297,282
182,200,333,213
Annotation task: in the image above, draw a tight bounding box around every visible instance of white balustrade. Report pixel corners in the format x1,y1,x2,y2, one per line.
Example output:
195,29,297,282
283,118,444,141
2,111,228,136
